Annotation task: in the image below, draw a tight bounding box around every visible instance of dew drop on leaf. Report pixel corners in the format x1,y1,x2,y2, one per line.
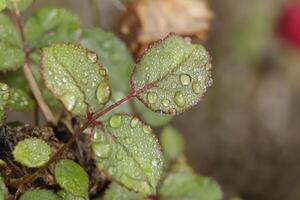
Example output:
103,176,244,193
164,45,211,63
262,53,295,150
142,125,151,134
179,74,191,86
162,99,170,107
87,51,98,63
115,151,124,161
109,114,122,128
147,92,158,104
93,143,112,158
96,80,111,104
130,117,139,128
192,81,201,94
125,137,133,145
61,93,76,111
173,91,185,108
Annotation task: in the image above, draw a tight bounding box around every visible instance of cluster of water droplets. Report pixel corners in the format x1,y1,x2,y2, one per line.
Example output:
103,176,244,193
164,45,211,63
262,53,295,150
92,115,163,194
42,44,112,116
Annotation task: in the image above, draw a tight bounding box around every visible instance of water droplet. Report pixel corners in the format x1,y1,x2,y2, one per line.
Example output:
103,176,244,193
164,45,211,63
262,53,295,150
115,151,123,161
151,158,160,167
110,115,122,128
173,91,185,108
87,51,98,63
108,166,116,175
147,92,157,104
82,78,88,84
93,143,112,159
61,93,76,111
180,74,191,86
142,125,151,134
99,69,106,76
125,137,133,144
192,81,201,94
130,117,139,128
96,81,110,104
0,84,8,91
161,99,170,107
172,83,177,89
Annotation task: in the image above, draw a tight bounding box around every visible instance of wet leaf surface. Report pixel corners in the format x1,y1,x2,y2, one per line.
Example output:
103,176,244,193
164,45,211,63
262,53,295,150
92,114,164,195
13,138,52,168
41,43,111,118
132,34,212,115
55,159,89,197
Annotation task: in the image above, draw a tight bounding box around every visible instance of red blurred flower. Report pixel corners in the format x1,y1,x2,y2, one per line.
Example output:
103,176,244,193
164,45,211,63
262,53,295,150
278,1,300,49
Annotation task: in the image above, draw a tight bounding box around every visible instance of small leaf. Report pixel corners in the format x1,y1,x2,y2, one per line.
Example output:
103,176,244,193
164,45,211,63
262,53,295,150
133,100,172,127
131,34,212,115
41,43,111,118
92,114,164,195
5,0,33,11
0,174,8,200
160,126,184,161
54,159,89,197
13,138,52,168
20,189,61,200
159,170,223,200
25,7,80,48
0,41,24,72
57,190,86,200
0,13,22,45
101,182,145,200
0,14,24,71
7,88,34,111
0,0,6,11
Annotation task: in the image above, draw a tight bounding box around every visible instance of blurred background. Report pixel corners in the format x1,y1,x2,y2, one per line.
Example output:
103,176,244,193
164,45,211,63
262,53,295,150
9,0,300,199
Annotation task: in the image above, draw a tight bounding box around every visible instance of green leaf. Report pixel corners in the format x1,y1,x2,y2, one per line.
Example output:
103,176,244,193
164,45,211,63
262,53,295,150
0,41,24,72
101,182,145,200
160,126,184,162
131,34,212,115
0,13,21,45
13,138,52,168
7,88,34,111
54,159,89,197
0,175,8,200
25,7,80,48
41,43,111,117
79,27,134,94
133,100,172,127
0,14,24,72
5,0,33,11
0,0,6,11
92,114,164,195
159,170,223,200
20,189,61,200
57,190,86,200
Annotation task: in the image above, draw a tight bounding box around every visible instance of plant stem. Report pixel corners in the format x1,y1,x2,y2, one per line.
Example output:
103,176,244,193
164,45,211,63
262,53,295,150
14,92,136,199
12,11,57,125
